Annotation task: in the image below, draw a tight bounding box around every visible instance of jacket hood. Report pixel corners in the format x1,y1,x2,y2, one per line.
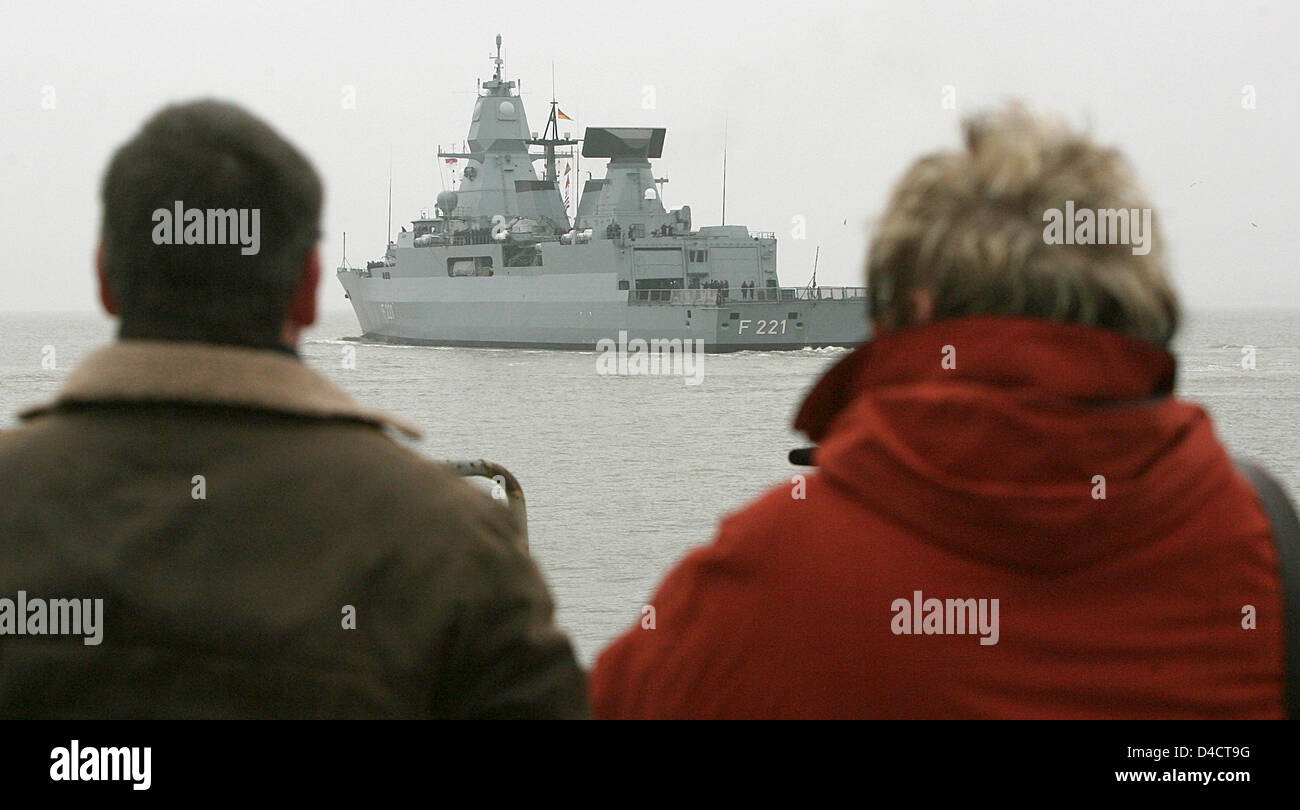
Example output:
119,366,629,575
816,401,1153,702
794,316,1230,574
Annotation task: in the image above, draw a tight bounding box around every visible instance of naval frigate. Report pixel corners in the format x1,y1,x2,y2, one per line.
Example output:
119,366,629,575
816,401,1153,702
337,36,870,351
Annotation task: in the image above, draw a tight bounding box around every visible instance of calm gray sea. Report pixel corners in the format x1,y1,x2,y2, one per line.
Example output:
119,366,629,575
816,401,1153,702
1,309,1296,664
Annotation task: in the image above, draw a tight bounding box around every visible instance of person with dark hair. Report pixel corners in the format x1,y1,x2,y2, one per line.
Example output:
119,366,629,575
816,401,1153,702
0,100,587,719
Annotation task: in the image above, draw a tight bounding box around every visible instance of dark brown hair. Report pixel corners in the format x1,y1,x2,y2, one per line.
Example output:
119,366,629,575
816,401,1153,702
99,99,323,348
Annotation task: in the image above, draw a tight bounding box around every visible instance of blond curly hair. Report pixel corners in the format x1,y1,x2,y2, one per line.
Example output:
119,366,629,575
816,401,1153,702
866,103,1180,344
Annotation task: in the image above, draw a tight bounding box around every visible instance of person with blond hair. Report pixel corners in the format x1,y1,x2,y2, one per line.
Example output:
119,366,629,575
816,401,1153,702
591,104,1288,719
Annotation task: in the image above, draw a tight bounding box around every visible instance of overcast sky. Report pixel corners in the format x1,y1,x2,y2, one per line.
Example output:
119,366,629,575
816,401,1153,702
1,0,1296,313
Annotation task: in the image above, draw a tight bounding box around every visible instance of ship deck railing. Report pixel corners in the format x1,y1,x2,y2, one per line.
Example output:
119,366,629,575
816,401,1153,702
629,286,868,306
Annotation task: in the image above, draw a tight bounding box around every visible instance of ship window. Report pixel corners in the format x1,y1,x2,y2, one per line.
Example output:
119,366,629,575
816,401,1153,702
382,272,391,279
729,312,739,320
687,310,692,319
689,250,709,263
789,312,799,319
448,256,494,277
636,278,682,290
618,280,629,290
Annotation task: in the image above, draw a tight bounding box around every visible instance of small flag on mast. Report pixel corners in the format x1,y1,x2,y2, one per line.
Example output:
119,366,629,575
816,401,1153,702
557,108,573,121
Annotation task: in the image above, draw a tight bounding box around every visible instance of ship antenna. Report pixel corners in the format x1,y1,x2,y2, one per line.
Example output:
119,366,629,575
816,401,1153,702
386,148,393,243
493,34,503,82
721,117,728,226
526,59,578,209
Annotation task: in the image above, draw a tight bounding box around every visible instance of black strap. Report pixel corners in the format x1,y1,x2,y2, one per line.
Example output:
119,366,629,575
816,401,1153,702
1238,461,1300,719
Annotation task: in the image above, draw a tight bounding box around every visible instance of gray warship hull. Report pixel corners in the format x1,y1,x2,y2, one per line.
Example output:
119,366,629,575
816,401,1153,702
338,241,869,352
339,279,868,351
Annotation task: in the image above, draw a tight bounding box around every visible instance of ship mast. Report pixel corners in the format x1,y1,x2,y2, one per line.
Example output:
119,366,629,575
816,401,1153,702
528,63,577,185
529,103,577,184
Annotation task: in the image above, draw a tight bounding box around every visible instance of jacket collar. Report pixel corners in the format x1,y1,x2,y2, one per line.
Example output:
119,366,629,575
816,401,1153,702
20,339,422,439
794,316,1177,442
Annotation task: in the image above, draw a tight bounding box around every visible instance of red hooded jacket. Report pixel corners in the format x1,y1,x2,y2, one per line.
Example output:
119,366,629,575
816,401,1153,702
591,316,1284,719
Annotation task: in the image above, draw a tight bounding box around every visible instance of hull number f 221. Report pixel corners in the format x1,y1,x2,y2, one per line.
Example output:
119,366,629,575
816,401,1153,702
737,319,788,335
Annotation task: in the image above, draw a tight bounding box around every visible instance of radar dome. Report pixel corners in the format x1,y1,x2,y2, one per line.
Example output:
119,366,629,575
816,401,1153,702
436,190,458,215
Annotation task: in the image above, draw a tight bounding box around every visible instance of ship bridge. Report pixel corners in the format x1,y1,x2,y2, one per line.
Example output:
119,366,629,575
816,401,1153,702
435,35,572,234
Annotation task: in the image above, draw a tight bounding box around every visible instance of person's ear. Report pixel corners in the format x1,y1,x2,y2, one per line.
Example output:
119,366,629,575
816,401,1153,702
96,245,118,316
288,248,321,328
